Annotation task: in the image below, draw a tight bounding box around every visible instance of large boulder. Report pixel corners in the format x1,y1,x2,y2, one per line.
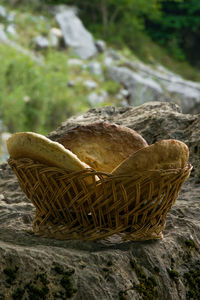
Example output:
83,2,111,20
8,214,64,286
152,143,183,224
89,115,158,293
108,66,165,105
0,102,200,299
107,60,200,114
55,7,97,59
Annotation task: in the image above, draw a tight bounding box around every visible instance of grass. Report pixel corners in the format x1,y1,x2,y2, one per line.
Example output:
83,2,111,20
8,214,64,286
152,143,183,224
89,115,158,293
0,45,90,134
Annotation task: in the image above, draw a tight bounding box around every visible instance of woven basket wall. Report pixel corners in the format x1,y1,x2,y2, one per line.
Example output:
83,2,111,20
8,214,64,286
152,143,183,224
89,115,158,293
8,157,192,241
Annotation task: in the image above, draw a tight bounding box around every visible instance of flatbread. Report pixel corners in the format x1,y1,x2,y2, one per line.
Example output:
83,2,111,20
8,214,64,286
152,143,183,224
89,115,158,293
112,139,189,176
56,122,148,173
6,132,91,173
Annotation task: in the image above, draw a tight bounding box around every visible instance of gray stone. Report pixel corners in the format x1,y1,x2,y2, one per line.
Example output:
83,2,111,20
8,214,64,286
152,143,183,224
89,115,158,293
68,58,83,66
116,93,123,100
0,132,11,163
7,11,15,22
49,27,62,47
108,66,165,106
120,89,129,97
33,35,49,49
55,9,97,59
87,91,107,106
49,27,62,38
6,24,17,36
84,80,98,90
95,39,106,53
116,89,130,104
86,61,102,76
49,32,59,47
103,56,114,66
120,99,129,106
1,103,200,300
0,25,8,42
0,5,6,18
67,80,75,87
106,49,121,60
103,49,122,67
108,59,200,114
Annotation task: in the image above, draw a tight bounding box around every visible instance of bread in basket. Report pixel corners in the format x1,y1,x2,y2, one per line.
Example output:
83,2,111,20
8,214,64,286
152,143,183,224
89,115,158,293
6,123,192,241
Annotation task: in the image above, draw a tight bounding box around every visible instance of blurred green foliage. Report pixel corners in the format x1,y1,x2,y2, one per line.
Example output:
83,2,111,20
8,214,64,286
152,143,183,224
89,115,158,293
46,0,200,65
0,46,88,134
46,0,162,39
146,0,200,64
1,0,200,136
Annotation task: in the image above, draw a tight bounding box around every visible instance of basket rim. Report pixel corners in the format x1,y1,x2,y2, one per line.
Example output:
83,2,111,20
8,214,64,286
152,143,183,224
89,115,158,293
7,157,193,178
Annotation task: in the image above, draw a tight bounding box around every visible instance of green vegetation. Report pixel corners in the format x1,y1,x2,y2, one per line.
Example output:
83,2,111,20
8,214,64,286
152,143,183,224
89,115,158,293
118,290,127,300
130,259,158,299
0,45,89,134
2,263,77,299
184,268,200,300
146,0,200,65
3,266,19,285
12,287,25,300
185,239,197,249
46,0,200,70
167,268,180,282
53,265,65,275
25,282,49,300
60,275,76,298
153,266,160,273
1,0,200,136
53,265,77,298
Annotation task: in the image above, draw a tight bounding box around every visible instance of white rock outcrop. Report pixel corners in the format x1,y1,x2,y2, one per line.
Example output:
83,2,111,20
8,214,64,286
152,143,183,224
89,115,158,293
107,60,200,114
56,8,97,59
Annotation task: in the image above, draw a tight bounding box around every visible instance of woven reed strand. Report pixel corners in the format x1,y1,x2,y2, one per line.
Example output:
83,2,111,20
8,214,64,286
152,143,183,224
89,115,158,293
8,158,192,241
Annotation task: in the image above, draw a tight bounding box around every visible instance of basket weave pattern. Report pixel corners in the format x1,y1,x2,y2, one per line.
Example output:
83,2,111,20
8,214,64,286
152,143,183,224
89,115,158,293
8,158,192,241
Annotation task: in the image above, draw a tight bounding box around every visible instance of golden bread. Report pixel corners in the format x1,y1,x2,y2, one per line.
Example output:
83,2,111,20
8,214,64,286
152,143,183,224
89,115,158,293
56,122,148,173
112,139,189,176
6,132,91,173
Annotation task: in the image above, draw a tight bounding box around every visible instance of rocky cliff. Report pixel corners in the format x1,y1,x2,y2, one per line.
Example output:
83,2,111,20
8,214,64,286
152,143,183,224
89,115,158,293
0,102,199,299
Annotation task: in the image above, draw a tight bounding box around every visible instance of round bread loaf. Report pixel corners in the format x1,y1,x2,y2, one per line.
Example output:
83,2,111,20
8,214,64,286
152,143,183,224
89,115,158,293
6,132,91,173
112,139,189,176
56,122,148,173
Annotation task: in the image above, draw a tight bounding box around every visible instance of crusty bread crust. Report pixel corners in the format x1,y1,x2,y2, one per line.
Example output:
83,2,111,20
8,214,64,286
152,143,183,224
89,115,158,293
56,122,148,173
112,139,189,176
6,132,91,173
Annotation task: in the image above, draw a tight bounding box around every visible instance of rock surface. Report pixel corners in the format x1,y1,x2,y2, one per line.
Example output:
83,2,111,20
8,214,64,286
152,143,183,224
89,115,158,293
107,60,200,114
49,27,62,48
55,7,97,59
0,102,200,299
0,25,8,42
95,39,106,53
0,5,7,18
87,91,108,106
33,35,49,50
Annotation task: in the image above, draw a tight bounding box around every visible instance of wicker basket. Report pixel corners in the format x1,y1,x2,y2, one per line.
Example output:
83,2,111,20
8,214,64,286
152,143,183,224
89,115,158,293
8,157,192,241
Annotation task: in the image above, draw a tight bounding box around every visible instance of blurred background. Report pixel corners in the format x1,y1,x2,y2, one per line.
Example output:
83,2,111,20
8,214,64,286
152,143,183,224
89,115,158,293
1,0,200,162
